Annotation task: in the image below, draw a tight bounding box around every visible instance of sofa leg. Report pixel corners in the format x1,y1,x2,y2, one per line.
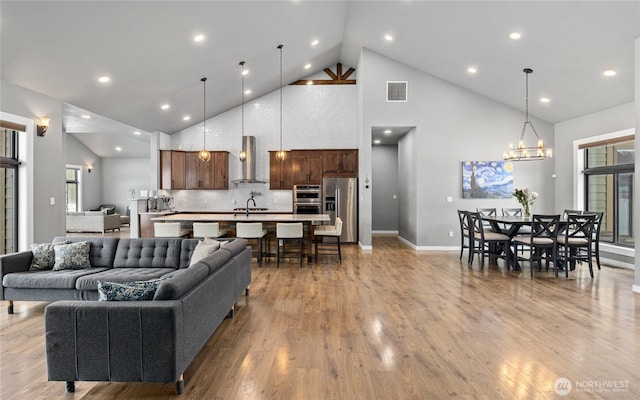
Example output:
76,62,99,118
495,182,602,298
175,374,184,395
8,301,13,314
245,287,250,296
226,306,235,318
66,381,75,392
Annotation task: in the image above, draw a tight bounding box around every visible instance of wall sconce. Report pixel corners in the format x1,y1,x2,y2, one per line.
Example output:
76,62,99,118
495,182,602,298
37,117,50,137
87,164,92,173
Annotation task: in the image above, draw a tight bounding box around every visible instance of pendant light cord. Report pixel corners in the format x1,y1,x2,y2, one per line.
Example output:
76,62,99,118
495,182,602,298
201,77,207,148
278,44,283,153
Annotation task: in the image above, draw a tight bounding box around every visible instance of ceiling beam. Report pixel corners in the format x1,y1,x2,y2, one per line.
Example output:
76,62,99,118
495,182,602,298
291,63,356,85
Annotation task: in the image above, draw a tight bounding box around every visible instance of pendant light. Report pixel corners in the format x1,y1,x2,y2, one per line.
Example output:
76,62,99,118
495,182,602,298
275,44,287,161
503,68,552,161
238,61,248,162
198,77,211,162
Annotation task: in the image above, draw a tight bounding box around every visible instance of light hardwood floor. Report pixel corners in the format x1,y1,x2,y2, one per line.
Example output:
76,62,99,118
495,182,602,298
1,234,639,399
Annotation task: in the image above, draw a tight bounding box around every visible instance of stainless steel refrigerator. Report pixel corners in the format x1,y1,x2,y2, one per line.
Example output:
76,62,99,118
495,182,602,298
322,177,358,243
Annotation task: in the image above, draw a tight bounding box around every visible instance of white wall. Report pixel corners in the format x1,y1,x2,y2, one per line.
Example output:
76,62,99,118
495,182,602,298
66,134,102,210
358,49,555,248
372,144,399,231
0,79,66,243
166,69,357,212
102,158,151,214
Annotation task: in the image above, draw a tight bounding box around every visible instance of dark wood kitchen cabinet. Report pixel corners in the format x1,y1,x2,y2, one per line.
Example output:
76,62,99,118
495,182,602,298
291,150,323,185
160,150,186,190
185,151,229,190
322,149,358,177
269,151,293,190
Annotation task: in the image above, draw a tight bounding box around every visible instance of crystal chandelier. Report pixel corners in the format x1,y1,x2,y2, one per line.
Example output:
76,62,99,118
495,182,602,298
503,68,552,161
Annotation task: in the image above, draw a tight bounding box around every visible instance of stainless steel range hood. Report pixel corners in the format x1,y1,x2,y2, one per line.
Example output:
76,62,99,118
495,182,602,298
232,136,266,184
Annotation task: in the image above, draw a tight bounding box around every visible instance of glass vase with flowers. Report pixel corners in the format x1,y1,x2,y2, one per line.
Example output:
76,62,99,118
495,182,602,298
513,188,537,217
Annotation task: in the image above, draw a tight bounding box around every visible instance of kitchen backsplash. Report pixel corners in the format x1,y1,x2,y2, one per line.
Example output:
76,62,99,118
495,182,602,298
160,188,292,212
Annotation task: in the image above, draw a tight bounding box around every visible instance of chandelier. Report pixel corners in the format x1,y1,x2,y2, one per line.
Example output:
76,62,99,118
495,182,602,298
503,68,552,161
275,44,287,161
198,77,211,162
238,61,247,162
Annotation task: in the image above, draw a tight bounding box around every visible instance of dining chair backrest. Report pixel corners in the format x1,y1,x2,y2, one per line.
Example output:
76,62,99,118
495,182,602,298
236,222,264,238
335,217,343,236
562,209,583,219
502,208,522,217
192,222,221,238
154,222,182,237
469,212,485,239
563,213,596,243
277,223,303,239
477,208,496,217
530,214,561,239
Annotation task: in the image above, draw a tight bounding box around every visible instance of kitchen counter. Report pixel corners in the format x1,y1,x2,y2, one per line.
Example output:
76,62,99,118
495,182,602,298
150,213,329,223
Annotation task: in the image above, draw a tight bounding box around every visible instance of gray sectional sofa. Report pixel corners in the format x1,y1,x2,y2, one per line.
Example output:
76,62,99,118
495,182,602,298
0,236,251,394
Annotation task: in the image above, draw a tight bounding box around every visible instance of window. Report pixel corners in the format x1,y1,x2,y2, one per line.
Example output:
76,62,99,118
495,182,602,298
0,128,19,254
582,137,634,247
66,166,81,212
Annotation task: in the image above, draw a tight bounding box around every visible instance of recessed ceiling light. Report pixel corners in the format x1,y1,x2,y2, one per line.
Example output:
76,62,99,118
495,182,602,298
193,34,205,42
81,115,91,119
374,139,381,144
98,76,110,83
242,69,249,76
384,34,393,42
115,147,122,152
183,115,191,121
384,130,392,135
133,131,141,135
244,89,252,95
603,69,617,77
467,67,477,74
510,32,521,40
304,63,312,70
311,39,319,47
161,104,170,110
540,97,550,103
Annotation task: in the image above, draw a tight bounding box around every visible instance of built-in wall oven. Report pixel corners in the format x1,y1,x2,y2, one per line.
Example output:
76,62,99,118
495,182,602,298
293,184,322,214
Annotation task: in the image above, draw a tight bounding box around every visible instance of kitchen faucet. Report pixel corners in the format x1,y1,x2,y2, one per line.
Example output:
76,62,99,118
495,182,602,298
246,193,257,217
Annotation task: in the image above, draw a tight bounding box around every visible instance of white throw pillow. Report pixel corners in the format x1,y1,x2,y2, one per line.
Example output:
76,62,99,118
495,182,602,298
189,240,220,266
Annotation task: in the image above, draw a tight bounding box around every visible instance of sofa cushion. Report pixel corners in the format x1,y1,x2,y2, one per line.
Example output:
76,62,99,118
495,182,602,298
218,238,248,257
53,241,92,270
98,278,165,301
52,237,119,268
189,240,221,267
75,268,176,291
198,250,233,275
154,263,209,300
113,238,182,269
3,268,109,289
30,241,70,271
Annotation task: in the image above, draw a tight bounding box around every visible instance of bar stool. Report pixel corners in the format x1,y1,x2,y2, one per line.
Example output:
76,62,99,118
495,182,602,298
154,222,190,238
314,217,343,263
236,222,268,266
276,223,303,268
192,222,227,238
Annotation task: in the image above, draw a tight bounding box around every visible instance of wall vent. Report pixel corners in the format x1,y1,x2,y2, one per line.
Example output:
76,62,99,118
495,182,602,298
386,81,408,102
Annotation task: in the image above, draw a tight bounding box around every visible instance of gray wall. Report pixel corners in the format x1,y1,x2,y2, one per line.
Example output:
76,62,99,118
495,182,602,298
398,128,417,243
372,144,399,231
358,49,555,248
102,158,151,214
66,134,102,210
0,79,66,243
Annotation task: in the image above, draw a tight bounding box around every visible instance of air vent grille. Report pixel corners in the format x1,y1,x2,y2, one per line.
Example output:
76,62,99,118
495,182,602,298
386,81,407,102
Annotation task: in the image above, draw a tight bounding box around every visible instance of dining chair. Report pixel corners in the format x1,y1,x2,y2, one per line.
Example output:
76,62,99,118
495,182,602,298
457,210,472,263
276,223,304,268
557,213,596,278
562,209,583,219
589,211,604,270
476,208,497,232
192,222,227,238
501,207,530,234
154,222,190,238
468,211,511,268
314,217,343,264
236,222,268,266
511,214,561,277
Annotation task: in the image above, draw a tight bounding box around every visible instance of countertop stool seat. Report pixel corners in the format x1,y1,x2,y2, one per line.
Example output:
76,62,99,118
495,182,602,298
192,222,227,239
236,222,268,266
154,222,190,238
314,217,343,264
276,223,304,268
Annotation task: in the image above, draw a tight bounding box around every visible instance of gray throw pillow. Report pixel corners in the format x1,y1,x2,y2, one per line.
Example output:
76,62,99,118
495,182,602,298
52,241,92,270
98,279,165,301
30,241,70,270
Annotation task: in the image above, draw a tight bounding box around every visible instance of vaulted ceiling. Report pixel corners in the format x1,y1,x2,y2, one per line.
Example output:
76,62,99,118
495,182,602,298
1,1,638,157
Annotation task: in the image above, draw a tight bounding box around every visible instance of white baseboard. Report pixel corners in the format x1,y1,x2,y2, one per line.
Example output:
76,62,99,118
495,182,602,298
358,242,372,251
372,230,399,235
600,257,635,270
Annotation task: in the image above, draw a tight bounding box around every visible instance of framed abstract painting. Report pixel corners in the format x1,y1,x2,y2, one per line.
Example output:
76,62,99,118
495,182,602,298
462,161,513,199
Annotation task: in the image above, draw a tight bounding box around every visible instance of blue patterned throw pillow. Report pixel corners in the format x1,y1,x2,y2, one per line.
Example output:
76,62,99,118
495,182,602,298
30,241,70,270
98,279,165,301
52,241,92,270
